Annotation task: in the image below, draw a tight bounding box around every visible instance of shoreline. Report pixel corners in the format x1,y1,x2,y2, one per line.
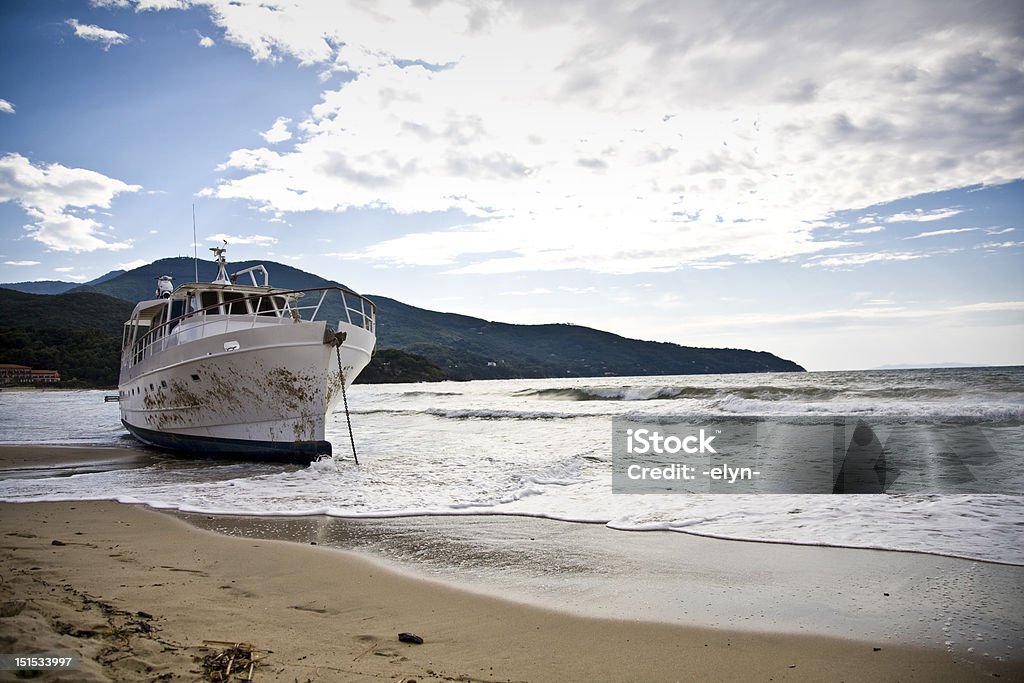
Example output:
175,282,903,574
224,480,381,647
2,446,1023,681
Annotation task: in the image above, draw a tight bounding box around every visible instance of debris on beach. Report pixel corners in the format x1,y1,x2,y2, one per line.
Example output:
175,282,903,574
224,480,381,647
198,640,263,681
398,632,424,644
0,600,25,617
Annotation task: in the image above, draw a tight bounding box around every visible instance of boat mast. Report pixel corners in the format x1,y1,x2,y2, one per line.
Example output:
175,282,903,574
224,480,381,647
192,204,199,285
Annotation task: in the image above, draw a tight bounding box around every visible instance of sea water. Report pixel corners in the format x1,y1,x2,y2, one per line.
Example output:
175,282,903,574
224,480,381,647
1,367,1022,565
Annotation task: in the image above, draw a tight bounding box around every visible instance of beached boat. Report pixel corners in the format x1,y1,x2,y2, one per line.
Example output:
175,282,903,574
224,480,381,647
117,245,376,463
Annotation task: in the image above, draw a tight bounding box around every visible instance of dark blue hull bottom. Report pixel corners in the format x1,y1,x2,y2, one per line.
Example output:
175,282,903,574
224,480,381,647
122,421,331,464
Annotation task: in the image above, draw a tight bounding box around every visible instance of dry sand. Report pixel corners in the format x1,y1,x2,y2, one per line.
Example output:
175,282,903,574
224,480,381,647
1,446,1022,682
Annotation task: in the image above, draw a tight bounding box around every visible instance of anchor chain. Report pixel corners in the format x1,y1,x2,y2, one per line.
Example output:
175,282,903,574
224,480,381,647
334,338,359,465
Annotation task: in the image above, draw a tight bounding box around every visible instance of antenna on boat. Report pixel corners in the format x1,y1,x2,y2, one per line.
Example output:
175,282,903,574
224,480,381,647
210,240,230,284
192,204,199,284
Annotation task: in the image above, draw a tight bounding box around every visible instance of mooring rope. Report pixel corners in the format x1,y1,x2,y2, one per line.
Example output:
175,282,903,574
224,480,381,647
334,342,359,465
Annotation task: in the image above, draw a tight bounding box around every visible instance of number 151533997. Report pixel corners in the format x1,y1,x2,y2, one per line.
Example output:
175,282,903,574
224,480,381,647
0,654,80,670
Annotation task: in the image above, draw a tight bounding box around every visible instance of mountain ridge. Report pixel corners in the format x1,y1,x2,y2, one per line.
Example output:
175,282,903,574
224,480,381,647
1,257,804,384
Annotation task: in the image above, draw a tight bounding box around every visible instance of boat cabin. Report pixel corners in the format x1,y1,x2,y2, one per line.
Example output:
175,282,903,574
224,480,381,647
120,245,374,372
121,283,303,369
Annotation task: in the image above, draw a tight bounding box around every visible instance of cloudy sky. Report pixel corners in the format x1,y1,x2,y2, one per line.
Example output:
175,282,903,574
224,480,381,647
1,0,1022,371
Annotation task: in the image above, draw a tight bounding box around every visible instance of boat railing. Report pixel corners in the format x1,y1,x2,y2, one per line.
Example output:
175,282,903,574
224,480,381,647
294,287,376,333
125,286,375,368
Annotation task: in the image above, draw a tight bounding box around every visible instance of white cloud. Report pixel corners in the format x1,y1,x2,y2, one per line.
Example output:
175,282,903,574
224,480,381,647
0,153,141,252
803,251,930,268
904,227,980,240
198,34,215,48
135,0,189,9
117,259,150,270
0,99,14,114
205,233,278,246
560,286,599,295
65,19,129,50
949,301,1024,314
259,116,292,144
148,0,1023,275
48,267,89,281
850,225,884,234
3,260,40,266
885,208,965,223
662,300,1024,336
212,147,283,172
979,240,1024,250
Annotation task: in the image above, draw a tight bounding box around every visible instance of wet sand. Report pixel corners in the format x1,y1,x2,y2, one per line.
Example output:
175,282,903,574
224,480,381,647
182,513,1024,651
1,445,1022,681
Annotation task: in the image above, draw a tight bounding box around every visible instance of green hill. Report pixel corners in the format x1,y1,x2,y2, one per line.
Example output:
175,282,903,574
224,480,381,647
371,296,803,379
1,268,126,296
0,288,134,386
0,280,79,295
0,257,804,385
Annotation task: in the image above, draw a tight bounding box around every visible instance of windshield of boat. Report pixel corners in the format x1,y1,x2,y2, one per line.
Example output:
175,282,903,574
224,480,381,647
197,290,291,316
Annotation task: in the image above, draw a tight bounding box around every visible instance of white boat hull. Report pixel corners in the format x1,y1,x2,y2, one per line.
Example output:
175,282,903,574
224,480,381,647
118,320,374,462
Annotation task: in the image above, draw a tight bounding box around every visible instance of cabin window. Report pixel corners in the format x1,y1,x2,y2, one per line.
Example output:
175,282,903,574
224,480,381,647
200,291,220,312
222,291,249,314
169,299,185,321
153,308,167,339
254,295,287,317
254,296,275,316
129,320,152,363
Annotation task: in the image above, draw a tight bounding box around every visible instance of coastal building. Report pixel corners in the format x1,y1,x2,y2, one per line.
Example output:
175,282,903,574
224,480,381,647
31,369,61,383
0,364,31,384
0,363,60,385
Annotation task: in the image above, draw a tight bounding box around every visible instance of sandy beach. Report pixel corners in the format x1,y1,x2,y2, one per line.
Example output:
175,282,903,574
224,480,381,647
1,446,1022,682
